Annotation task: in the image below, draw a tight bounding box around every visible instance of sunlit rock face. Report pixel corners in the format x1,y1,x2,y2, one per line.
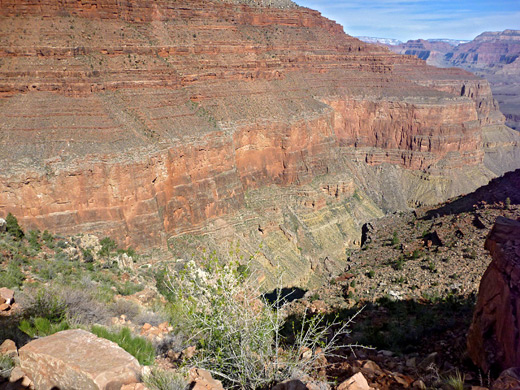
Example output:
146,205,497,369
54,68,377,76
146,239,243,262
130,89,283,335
1,0,519,286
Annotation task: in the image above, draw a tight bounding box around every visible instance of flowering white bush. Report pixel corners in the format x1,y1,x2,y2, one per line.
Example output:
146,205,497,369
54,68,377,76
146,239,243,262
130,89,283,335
164,256,358,389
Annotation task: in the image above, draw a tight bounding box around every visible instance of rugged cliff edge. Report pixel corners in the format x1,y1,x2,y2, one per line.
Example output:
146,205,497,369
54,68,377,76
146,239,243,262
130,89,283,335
468,217,520,373
1,0,519,286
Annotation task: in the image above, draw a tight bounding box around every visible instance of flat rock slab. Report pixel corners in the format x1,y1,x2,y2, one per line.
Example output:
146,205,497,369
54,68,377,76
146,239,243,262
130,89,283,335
19,329,141,390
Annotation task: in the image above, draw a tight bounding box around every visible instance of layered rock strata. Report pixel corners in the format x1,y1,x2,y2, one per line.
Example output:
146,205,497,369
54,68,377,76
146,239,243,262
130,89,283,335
468,217,520,373
0,1,519,285
387,30,520,130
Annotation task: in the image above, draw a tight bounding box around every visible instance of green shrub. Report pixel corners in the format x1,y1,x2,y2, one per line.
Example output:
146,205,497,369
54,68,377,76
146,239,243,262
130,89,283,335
99,237,117,257
42,230,54,248
444,370,465,390
164,259,357,389
22,288,68,322
82,248,95,263
116,281,144,296
308,292,320,302
27,230,41,251
90,326,155,365
0,261,25,288
391,232,399,246
143,368,188,390
56,240,68,249
0,354,14,379
22,286,111,326
19,317,70,338
393,256,404,271
5,213,24,240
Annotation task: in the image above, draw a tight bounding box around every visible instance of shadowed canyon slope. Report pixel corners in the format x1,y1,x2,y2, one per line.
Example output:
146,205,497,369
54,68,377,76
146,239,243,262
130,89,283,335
1,0,519,286
387,30,520,130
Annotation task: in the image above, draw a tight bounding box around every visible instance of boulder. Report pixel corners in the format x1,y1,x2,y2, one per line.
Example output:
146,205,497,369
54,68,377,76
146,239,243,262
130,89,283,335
491,367,520,390
120,384,149,390
272,379,308,390
188,368,224,390
8,366,33,388
0,218,5,233
337,373,373,390
467,217,520,372
0,288,15,305
18,329,141,390
0,339,17,358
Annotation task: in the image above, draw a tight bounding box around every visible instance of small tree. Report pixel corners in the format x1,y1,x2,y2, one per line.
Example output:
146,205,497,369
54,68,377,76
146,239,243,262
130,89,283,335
5,213,24,240
391,231,399,246
505,197,511,210
98,237,117,257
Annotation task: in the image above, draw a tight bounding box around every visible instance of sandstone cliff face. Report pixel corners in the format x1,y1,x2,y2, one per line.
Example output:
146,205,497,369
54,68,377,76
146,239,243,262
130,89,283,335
467,217,520,373
0,0,518,285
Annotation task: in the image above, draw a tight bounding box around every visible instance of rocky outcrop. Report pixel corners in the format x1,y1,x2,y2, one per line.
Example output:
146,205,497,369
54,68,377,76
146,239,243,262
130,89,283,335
467,217,520,373
0,288,16,315
0,1,519,285
18,329,141,390
189,367,225,390
491,367,520,390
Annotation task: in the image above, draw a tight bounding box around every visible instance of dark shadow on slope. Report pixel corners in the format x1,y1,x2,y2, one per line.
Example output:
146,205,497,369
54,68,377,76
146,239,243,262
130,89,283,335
263,287,307,308
424,169,520,219
283,293,476,357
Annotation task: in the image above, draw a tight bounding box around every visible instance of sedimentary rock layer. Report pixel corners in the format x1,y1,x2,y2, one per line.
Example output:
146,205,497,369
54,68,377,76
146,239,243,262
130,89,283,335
0,0,518,262
387,30,520,130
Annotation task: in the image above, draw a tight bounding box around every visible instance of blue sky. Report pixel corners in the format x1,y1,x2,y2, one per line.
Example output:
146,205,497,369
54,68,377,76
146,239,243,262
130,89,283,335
295,0,520,41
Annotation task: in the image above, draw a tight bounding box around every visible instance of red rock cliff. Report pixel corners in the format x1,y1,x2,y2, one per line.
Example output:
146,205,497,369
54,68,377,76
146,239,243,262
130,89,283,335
0,0,515,247
468,217,520,373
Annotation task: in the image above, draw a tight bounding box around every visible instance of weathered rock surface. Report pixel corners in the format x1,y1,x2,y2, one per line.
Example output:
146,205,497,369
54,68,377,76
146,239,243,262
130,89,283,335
0,339,17,359
0,1,519,286
18,329,141,390
188,368,224,390
491,367,520,390
0,288,16,315
467,217,520,373
337,372,372,390
0,289,14,306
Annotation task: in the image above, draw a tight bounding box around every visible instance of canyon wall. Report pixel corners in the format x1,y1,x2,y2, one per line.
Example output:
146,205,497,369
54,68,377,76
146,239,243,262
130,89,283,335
386,30,520,130
1,0,519,285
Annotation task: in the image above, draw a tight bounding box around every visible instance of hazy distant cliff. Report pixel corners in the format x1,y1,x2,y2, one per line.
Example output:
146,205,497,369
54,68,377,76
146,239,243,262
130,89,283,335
385,30,520,130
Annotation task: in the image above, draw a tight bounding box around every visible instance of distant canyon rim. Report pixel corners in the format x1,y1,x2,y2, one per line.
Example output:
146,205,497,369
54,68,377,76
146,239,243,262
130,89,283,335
376,30,520,131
